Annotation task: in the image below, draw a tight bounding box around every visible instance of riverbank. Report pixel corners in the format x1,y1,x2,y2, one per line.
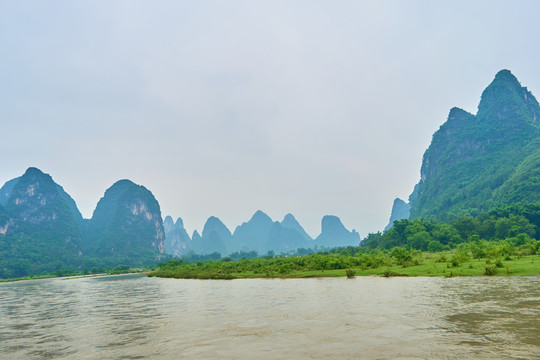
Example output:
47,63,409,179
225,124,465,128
0,274,57,283
149,253,540,279
0,271,149,283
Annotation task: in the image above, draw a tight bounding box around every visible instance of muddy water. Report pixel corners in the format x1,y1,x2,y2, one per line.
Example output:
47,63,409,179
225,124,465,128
0,275,538,359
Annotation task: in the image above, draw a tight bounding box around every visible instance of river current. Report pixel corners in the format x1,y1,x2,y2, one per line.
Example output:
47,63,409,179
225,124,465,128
0,274,538,359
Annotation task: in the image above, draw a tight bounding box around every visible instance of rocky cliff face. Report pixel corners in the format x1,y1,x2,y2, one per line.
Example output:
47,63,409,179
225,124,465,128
315,215,360,248
85,179,165,258
0,168,82,239
409,70,540,220
0,178,19,207
163,216,191,256
0,168,83,277
0,168,168,277
384,198,410,231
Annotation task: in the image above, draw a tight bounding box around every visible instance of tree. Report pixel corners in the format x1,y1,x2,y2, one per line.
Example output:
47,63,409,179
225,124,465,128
427,240,443,252
391,247,412,264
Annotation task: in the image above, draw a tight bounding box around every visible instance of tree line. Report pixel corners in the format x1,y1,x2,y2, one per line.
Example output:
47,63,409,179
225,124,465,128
362,202,539,252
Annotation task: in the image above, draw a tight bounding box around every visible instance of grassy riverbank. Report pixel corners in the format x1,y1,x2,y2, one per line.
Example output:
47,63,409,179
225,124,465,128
149,250,540,279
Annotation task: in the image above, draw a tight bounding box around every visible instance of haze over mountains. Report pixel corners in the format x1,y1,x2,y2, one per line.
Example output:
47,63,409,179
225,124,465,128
1,69,538,278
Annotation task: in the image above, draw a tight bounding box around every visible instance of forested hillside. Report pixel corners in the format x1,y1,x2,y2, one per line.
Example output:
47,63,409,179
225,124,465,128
408,70,539,220
0,169,168,278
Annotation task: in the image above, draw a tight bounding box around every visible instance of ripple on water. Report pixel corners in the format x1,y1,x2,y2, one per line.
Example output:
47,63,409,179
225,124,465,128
0,275,539,359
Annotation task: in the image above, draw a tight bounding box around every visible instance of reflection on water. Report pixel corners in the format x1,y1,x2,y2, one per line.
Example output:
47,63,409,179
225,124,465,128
0,274,538,359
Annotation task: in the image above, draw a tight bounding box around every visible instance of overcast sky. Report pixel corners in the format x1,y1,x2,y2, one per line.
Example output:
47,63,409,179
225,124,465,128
1,0,539,237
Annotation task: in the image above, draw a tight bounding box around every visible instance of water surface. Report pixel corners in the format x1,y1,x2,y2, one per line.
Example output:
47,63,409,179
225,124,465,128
0,275,538,359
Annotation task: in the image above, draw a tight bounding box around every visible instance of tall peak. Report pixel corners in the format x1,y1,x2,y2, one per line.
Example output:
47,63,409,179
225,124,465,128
205,216,224,226
282,213,296,222
175,217,184,227
110,179,136,189
251,210,271,221
23,167,45,176
202,216,231,238
321,215,345,232
316,215,360,247
448,107,473,119
384,198,410,231
408,70,540,220
477,69,534,120
191,230,202,242
21,167,54,183
493,69,519,84
281,213,313,242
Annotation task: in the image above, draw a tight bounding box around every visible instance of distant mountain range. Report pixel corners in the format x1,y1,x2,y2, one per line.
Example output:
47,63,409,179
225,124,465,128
0,168,360,277
163,210,360,256
3,68,536,278
386,70,540,229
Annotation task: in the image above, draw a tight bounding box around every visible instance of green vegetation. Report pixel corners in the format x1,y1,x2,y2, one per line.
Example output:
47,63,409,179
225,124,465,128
0,171,169,279
409,70,540,220
0,168,84,279
82,179,165,260
364,203,539,252
150,202,540,279
149,248,539,279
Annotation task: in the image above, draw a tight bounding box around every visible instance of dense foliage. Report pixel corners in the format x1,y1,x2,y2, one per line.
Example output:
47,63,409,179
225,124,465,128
409,70,540,220
364,203,539,251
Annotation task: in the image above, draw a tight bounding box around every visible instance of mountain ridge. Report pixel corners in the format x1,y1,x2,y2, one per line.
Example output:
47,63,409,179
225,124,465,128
0,168,168,278
389,69,540,226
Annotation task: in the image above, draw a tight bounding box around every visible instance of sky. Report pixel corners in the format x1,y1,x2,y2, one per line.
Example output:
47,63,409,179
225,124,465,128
1,0,540,238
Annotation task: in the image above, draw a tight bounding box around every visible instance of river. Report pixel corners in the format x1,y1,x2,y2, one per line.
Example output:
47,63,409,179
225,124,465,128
0,275,538,359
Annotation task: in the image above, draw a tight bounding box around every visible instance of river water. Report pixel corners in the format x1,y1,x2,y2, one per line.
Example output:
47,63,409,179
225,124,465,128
0,274,538,359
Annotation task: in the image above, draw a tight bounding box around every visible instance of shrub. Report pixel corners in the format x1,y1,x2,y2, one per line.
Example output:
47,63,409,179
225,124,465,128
484,265,498,276
454,245,471,263
391,247,412,264
436,254,447,262
383,269,398,277
279,265,291,274
427,240,443,252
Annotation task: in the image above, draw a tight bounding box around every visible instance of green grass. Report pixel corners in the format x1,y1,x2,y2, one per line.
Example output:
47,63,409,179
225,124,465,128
332,255,538,277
